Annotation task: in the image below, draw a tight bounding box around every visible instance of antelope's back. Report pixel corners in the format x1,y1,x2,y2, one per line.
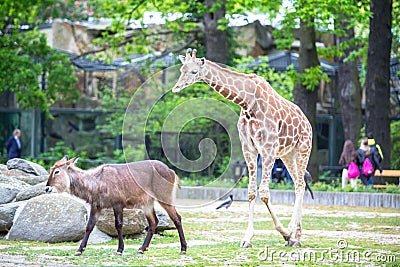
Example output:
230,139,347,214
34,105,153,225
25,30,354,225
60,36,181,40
124,160,177,203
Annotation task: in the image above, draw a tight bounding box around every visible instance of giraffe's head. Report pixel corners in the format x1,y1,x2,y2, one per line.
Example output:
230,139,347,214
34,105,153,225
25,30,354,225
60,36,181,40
172,48,205,93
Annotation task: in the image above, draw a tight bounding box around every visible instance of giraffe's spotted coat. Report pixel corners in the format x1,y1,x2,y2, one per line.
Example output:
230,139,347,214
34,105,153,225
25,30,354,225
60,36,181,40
172,49,312,247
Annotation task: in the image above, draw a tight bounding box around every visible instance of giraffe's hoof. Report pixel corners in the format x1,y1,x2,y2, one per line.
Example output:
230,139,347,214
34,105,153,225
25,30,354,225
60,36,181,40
116,251,123,255
285,240,301,247
240,241,252,248
137,249,144,254
180,250,187,255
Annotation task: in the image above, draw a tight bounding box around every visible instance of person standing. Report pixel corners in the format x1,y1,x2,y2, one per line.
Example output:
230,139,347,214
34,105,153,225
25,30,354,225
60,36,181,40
339,140,359,189
367,133,384,163
5,129,22,159
366,134,383,186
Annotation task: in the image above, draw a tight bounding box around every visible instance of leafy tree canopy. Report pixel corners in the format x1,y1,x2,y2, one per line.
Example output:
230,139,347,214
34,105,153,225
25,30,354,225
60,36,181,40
0,0,78,116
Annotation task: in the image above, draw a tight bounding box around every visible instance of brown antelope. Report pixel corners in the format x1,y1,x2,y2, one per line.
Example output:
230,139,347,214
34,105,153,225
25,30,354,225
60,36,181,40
45,156,187,255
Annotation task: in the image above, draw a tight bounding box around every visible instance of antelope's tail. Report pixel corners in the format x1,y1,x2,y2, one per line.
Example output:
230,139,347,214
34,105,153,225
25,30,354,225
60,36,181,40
174,173,181,190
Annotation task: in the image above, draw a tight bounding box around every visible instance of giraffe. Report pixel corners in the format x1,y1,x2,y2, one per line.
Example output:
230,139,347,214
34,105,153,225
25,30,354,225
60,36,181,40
172,49,313,247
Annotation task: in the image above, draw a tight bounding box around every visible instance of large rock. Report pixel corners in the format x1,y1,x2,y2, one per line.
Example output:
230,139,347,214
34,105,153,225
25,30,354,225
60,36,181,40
154,208,175,232
7,194,87,243
96,208,147,237
87,226,112,244
0,201,25,233
16,182,47,201
0,177,31,204
0,165,47,186
7,158,48,176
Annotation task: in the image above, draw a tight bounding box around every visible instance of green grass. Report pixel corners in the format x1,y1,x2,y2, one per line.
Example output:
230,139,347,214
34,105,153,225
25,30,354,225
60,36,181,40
0,201,399,266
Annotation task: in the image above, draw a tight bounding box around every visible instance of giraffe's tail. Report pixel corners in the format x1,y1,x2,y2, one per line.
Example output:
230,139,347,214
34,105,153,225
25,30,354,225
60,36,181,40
304,170,314,199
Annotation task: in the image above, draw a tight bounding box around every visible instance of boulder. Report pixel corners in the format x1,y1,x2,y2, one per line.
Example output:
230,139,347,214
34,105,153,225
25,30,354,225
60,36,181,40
96,208,147,237
0,166,47,186
0,201,25,233
16,182,47,201
7,158,48,176
0,177,31,204
7,194,87,243
87,226,112,244
154,208,175,232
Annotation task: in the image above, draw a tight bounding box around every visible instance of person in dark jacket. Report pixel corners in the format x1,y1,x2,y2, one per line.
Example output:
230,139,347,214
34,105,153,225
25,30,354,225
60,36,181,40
359,137,382,186
5,129,21,159
366,134,383,186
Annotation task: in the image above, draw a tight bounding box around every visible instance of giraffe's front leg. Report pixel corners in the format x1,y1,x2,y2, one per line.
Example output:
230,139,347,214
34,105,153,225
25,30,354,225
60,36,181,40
240,151,258,248
242,150,258,201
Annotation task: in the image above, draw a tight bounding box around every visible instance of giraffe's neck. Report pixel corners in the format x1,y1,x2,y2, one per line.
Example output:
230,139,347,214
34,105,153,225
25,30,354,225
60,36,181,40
202,60,259,109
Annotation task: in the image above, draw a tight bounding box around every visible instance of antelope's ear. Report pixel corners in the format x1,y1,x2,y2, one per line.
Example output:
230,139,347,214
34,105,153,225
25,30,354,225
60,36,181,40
71,156,79,165
67,156,79,166
62,155,69,161
179,55,185,64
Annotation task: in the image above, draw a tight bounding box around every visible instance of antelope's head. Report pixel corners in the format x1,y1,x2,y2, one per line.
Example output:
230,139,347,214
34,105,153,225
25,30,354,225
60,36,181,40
172,48,206,93
45,155,79,193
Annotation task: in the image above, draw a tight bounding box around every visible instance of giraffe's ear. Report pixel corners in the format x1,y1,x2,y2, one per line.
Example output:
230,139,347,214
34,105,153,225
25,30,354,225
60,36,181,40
197,58,205,66
179,55,186,64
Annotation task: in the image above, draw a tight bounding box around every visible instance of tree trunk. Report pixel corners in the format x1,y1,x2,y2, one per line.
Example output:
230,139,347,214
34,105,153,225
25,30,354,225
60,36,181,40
293,18,319,181
338,20,362,146
365,0,392,169
203,0,227,64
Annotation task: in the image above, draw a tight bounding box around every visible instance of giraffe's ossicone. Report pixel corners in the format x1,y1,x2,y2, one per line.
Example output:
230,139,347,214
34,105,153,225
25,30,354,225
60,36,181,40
172,48,313,248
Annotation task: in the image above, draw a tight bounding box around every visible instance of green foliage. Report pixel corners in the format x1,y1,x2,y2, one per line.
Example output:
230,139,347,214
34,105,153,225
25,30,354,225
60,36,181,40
299,65,330,91
0,0,79,116
390,121,400,169
96,87,131,136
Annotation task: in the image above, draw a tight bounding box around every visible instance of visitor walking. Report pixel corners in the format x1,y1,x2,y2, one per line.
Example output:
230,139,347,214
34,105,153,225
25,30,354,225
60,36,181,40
5,129,22,159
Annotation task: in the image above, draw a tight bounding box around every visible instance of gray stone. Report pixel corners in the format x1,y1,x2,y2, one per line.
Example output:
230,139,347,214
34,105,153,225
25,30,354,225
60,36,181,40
87,226,112,244
0,166,46,186
7,194,87,243
0,201,25,233
16,182,47,201
14,174,48,186
0,187,18,205
96,208,147,237
7,158,48,176
0,177,31,204
154,208,175,232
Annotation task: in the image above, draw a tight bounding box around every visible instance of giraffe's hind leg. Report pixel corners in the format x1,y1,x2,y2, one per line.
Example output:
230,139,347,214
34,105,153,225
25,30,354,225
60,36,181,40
258,154,292,244
281,148,309,247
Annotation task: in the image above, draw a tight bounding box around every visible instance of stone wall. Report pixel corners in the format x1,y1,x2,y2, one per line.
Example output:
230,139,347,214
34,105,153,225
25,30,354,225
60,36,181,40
177,186,400,209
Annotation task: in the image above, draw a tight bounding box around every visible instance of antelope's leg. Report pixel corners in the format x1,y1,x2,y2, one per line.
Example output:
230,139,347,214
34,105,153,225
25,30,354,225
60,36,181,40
159,202,187,254
76,206,101,256
113,205,124,254
138,207,158,254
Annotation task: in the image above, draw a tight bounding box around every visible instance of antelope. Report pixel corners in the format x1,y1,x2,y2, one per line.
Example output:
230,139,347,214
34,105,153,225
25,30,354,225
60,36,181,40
45,156,187,255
